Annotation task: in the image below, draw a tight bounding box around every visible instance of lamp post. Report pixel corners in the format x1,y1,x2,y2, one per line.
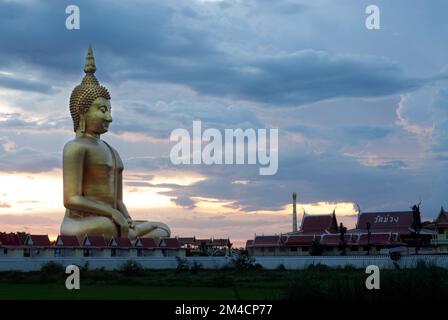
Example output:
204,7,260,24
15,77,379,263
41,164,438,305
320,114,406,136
366,222,371,256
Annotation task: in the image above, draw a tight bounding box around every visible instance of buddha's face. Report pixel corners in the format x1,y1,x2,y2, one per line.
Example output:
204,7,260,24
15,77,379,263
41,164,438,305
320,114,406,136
83,97,112,135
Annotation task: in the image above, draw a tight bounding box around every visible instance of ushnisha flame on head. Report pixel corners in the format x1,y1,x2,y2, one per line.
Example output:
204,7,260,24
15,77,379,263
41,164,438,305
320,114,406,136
69,46,111,132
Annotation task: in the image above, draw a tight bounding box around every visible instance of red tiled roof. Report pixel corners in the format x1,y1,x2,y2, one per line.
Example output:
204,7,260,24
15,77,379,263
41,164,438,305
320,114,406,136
26,235,50,246
300,214,338,233
177,237,196,245
253,236,280,247
356,233,392,245
110,237,132,247
83,235,107,247
435,207,448,225
0,233,20,246
137,238,157,248
196,238,212,245
285,235,315,246
160,238,181,249
211,239,230,246
320,234,354,246
356,211,415,230
56,235,80,247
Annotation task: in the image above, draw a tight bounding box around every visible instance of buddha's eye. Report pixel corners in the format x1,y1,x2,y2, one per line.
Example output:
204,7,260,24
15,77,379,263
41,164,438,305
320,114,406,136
100,107,106,113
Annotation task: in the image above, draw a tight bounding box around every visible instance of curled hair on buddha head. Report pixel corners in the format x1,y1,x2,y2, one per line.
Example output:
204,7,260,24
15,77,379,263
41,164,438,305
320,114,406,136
69,45,111,132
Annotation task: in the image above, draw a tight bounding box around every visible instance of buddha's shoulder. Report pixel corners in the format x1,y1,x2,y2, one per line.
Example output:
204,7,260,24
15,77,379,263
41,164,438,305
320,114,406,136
63,137,98,153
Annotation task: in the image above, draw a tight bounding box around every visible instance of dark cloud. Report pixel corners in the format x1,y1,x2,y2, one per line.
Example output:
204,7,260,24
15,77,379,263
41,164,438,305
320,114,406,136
0,146,60,173
171,196,196,209
397,82,448,153
0,113,71,132
0,74,54,93
0,0,446,226
287,124,394,144
0,0,438,105
112,100,263,139
148,140,445,217
377,160,407,170
185,51,427,106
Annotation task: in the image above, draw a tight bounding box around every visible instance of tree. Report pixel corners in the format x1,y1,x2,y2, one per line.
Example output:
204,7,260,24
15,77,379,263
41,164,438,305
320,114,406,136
411,203,422,255
310,238,324,256
339,222,347,256
366,222,372,256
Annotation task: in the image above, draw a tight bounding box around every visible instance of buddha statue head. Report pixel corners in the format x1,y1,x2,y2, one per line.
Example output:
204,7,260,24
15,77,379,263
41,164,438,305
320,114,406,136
69,46,112,136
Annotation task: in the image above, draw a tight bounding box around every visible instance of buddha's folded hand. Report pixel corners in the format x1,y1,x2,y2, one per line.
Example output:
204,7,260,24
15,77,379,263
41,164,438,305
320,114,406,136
111,210,129,235
127,218,135,228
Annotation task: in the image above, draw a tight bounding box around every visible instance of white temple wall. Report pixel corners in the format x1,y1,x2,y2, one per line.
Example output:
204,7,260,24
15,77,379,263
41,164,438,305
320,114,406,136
1,255,448,271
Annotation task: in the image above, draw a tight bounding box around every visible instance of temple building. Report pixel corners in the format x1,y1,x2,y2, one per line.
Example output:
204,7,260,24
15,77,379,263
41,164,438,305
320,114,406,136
429,207,448,253
246,193,435,256
0,233,187,259
177,237,232,256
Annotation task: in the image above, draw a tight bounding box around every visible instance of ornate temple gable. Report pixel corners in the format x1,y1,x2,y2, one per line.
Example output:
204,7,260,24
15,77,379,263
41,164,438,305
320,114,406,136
330,211,339,233
435,207,448,225
159,238,181,249
109,237,132,248
83,235,107,247
135,237,157,248
25,235,50,247
55,235,80,247
300,213,339,234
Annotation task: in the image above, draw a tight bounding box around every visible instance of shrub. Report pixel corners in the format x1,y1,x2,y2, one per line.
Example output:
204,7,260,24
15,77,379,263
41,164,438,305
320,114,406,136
390,252,401,261
119,259,143,275
175,257,190,272
232,254,256,270
309,240,325,256
190,261,202,274
342,264,358,271
306,263,330,272
40,261,64,275
276,264,286,271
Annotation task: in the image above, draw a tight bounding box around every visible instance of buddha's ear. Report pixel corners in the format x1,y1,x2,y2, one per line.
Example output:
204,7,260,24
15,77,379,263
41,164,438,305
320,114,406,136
79,113,86,134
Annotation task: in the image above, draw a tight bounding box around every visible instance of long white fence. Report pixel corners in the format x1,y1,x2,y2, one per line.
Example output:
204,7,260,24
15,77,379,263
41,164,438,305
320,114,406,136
1,255,448,271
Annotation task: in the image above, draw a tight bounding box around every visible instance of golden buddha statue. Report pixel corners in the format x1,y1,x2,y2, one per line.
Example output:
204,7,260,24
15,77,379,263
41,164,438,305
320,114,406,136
60,46,171,242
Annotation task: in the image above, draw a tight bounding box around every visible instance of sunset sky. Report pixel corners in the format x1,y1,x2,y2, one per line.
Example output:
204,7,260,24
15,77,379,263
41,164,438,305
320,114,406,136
0,0,447,247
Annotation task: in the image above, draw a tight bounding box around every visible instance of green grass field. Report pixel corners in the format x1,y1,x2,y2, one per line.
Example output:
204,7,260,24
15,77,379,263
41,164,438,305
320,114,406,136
0,283,276,300
1,261,448,300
